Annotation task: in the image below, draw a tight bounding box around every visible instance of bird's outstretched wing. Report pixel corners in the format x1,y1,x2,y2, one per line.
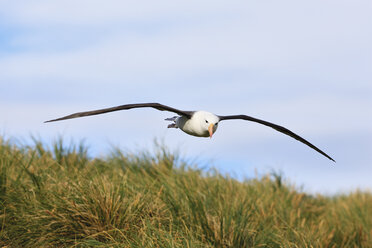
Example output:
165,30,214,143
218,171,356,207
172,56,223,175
218,114,335,162
45,103,194,123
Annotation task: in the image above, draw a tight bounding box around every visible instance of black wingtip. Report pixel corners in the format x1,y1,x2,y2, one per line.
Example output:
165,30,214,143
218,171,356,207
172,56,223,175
322,153,336,163
325,154,336,163
44,118,60,123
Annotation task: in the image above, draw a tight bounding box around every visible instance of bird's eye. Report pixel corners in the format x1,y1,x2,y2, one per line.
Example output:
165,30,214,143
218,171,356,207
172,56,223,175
215,123,218,126
205,120,209,123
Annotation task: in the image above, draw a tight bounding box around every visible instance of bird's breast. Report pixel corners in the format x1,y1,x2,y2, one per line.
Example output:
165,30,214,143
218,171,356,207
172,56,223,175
176,116,209,137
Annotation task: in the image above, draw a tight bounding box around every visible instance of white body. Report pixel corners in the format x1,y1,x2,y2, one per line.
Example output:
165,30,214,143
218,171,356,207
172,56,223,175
174,111,219,137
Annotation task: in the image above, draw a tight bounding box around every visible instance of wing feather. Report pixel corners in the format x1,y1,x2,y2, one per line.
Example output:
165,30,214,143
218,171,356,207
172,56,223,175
219,114,335,162
45,103,194,123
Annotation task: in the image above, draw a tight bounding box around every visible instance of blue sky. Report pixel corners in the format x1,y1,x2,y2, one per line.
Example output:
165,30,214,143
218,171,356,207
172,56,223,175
1,0,371,194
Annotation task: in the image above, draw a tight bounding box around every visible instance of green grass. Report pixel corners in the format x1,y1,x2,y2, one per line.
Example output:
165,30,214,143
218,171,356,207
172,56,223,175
0,136,371,247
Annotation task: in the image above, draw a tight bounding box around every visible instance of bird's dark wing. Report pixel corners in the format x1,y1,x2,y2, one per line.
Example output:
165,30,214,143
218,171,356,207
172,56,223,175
45,103,194,123
218,114,335,162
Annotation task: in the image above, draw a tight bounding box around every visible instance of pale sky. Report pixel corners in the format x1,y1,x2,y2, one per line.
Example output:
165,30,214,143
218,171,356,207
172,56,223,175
1,0,371,194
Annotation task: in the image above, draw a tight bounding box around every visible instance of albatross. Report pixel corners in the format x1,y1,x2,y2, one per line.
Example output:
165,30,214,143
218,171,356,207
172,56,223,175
45,102,335,162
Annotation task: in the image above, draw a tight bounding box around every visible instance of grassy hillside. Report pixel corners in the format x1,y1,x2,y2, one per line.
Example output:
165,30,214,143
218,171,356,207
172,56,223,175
0,137,371,247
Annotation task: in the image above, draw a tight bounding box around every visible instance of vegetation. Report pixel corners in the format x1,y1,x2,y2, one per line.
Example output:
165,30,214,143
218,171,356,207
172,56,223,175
0,137,371,247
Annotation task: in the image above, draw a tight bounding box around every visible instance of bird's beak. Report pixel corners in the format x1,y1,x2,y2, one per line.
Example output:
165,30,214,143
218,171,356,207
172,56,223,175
208,124,214,138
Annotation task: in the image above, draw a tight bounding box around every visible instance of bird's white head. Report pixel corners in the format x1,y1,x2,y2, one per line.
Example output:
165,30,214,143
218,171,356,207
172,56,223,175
194,111,220,138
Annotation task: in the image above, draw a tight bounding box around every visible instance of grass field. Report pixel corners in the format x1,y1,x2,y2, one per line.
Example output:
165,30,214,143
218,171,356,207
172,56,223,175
0,137,371,247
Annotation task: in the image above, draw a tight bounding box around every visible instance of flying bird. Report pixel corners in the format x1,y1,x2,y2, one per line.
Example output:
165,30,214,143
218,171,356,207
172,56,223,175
45,102,335,162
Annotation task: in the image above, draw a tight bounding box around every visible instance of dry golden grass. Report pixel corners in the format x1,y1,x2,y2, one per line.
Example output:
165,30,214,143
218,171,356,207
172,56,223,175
0,137,371,247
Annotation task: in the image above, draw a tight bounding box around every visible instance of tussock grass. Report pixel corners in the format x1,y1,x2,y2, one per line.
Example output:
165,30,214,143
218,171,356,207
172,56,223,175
0,136,371,247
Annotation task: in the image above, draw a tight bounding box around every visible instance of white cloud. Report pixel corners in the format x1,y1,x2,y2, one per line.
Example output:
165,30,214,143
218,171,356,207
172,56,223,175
0,0,241,27
1,0,371,83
